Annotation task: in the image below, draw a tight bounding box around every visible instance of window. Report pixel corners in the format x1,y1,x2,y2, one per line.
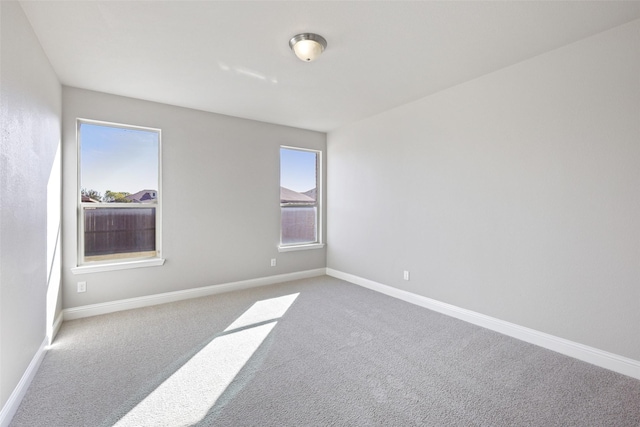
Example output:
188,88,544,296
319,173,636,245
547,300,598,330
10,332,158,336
77,120,162,268
280,147,322,249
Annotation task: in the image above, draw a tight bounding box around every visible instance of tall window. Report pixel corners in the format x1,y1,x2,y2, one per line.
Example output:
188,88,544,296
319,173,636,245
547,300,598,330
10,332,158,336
280,147,320,246
78,120,161,264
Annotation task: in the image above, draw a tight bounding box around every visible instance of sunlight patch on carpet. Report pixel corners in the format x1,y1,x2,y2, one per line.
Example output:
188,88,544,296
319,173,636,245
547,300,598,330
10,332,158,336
113,293,299,426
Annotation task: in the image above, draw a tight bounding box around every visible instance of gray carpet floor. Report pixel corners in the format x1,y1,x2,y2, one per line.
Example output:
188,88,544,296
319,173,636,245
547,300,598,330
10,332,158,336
10,276,640,426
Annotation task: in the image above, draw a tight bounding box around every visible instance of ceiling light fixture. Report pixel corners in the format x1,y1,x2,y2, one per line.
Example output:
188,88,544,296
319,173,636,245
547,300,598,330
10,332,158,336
289,33,327,62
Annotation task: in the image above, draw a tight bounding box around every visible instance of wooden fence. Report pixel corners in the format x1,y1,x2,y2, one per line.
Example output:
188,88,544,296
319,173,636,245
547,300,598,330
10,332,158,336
281,206,317,244
84,207,156,257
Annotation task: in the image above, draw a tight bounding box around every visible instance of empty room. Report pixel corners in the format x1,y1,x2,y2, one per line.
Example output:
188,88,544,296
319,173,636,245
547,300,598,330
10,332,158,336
1,1,639,426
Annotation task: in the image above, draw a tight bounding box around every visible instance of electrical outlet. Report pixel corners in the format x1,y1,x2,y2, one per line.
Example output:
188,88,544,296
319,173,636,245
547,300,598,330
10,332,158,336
77,281,87,293
403,271,410,281
271,258,277,267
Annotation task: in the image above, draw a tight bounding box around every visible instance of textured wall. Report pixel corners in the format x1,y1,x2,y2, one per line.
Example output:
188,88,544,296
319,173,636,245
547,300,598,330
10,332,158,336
0,1,61,409
327,20,640,360
61,87,326,309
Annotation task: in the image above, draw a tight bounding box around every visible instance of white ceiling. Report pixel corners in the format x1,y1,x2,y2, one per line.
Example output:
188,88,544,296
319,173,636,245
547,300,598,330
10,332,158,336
20,1,640,132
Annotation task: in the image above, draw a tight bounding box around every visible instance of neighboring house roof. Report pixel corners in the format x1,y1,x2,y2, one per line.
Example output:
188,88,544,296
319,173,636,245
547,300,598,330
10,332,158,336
81,195,100,203
125,189,158,203
280,187,315,204
303,188,316,200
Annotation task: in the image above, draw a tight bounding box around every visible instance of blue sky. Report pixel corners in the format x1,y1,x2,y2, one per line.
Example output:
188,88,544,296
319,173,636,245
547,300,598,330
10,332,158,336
80,123,159,196
81,125,316,197
280,148,317,193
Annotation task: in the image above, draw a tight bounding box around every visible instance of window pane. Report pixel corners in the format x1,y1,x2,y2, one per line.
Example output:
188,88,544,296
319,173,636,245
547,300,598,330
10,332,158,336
280,148,317,200
80,123,159,204
280,147,318,245
281,206,317,245
84,207,156,261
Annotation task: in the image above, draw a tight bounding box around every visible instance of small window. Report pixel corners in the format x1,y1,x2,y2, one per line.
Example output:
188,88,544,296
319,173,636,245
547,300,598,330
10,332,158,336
280,147,320,246
78,120,161,264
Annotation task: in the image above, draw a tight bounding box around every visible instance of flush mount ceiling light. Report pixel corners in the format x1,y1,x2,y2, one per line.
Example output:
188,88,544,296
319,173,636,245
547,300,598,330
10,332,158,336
289,33,327,62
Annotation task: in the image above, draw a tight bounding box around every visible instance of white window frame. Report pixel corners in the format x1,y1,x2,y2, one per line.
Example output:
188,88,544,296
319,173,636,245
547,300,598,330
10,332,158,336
72,119,164,274
278,146,324,252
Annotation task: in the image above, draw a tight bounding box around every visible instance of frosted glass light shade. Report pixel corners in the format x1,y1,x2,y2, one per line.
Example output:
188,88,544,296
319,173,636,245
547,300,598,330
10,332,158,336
289,33,327,62
293,39,323,62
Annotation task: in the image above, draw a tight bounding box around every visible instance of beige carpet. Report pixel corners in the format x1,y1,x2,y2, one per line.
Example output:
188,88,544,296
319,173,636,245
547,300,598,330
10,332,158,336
10,276,640,426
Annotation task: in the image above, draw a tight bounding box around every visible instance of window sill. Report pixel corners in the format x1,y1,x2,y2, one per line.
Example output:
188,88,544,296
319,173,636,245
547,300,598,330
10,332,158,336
278,243,325,253
71,258,165,275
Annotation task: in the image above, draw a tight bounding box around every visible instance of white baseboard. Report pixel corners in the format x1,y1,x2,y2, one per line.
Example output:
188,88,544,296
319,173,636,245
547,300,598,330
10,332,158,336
0,338,48,427
63,268,327,321
326,268,640,380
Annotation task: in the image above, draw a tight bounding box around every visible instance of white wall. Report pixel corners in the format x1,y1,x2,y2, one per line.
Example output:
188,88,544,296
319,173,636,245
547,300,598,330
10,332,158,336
0,0,62,412
327,20,640,361
61,88,326,309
